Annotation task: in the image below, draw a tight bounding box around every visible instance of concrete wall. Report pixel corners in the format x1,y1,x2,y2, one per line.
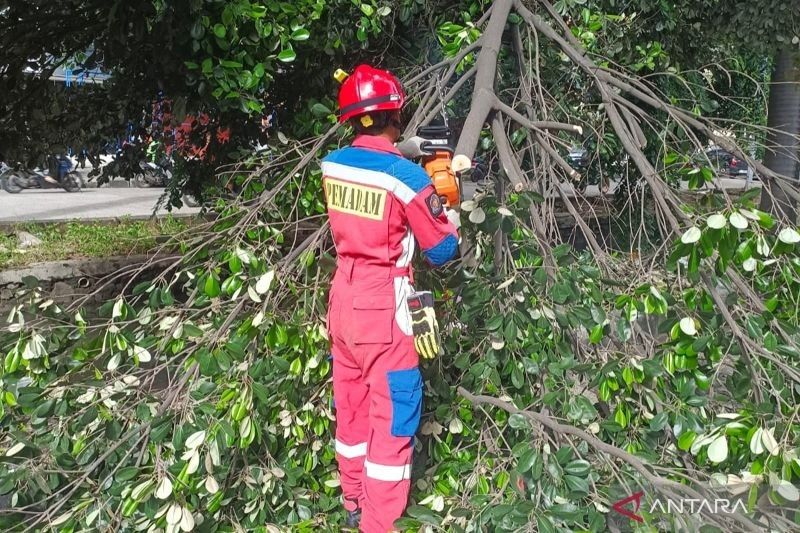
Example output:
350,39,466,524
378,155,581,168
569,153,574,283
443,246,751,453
0,254,178,313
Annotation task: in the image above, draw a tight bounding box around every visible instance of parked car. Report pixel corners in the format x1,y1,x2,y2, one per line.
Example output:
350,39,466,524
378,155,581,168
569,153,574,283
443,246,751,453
703,147,750,178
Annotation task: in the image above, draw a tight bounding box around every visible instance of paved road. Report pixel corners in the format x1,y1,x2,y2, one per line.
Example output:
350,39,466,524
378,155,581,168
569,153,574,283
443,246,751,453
0,187,198,223
0,174,759,224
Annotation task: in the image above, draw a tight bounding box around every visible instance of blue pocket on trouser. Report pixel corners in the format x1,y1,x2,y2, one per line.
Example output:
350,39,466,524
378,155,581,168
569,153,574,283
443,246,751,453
387,368,423,437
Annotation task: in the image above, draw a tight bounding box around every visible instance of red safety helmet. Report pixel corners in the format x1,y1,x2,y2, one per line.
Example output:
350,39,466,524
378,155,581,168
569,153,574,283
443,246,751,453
337,64,405,123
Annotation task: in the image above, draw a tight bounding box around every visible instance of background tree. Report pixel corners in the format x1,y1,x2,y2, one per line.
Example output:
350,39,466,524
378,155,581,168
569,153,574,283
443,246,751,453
0,0,429,189
585,0,800,218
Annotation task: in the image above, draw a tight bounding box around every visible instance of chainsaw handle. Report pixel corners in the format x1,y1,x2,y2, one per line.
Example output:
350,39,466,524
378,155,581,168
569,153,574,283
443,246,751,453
397,136,433,159
419,140,453,154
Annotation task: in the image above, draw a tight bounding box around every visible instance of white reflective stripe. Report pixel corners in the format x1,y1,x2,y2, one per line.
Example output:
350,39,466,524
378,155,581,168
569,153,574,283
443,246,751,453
322,161,416,204
395,227,415,268
335,440,367,458
394,276,413,336
364,460,412,482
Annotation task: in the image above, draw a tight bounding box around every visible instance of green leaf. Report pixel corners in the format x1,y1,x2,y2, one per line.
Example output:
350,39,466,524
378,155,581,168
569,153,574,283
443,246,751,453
763,331,778,352
393,518,422,529
3,391,17,406
589,324,604,344
183,324,204,338
517,449,538,473
213,24,227,38
707,435,728,463
291,28,310,41
486,315,504,331
503,319,517,343
508,413,529,429
114,466,139,483
614,406,628,428
677,430,696,451
35,399,55,418
277,48,297,62
228,254,242,274
132,281,152,296
565,474,590,494
564,459,590,477
551,283,571,304
160,288,174,306
405,505,442,525
311,102,332,117
549,503,581,521
360,3,375,16
251,382,270,406
537,515,557,533
289,357,302,375
204,275,221,298
757,211,775,229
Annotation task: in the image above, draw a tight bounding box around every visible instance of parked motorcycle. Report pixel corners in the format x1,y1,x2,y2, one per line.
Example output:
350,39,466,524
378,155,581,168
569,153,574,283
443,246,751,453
133,158,172,188
0,162,11,192
566,145,590,193
3,156,81,193
182,191,201,207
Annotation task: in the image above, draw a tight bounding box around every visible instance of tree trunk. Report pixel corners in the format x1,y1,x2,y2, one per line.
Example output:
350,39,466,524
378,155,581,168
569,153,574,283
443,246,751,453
759,45,800,220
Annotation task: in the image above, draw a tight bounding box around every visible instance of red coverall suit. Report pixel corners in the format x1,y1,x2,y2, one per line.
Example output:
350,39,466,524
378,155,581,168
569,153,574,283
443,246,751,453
322,134,459,532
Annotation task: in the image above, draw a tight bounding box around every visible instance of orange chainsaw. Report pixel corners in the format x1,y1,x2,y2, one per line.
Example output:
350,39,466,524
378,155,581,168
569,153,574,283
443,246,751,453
417,125,460,208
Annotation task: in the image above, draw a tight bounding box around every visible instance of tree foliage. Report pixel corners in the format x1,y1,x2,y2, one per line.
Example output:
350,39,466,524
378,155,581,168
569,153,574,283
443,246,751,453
0,0,425,184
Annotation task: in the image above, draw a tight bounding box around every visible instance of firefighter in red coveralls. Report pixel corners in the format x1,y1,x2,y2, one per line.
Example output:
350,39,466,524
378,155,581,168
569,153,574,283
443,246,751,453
322,64,459,532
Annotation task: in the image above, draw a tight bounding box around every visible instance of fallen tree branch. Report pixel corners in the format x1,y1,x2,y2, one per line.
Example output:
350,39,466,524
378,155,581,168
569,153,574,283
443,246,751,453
494,98,582,136
458,387,763,532
491,114,556,277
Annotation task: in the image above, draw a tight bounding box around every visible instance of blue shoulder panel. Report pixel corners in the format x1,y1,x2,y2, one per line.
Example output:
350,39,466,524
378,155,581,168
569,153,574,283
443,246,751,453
324,147,431,195
322,147,348,164
423,234,458,266
388,157,434,195
329,147,399,172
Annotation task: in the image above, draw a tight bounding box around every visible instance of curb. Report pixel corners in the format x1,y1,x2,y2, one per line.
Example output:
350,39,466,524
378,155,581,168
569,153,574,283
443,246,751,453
0,253,181,285
0,212,211,231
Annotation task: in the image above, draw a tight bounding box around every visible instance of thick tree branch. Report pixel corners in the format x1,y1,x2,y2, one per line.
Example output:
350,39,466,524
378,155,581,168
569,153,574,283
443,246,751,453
453,0,514,165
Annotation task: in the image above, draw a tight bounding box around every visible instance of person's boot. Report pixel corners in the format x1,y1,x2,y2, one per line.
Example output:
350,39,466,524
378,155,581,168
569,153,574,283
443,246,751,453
345,508,361,529
343,498,361,530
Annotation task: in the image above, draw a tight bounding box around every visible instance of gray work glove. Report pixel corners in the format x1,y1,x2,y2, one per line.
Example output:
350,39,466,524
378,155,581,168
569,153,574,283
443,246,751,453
444,207,461,229
396,136,433,160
